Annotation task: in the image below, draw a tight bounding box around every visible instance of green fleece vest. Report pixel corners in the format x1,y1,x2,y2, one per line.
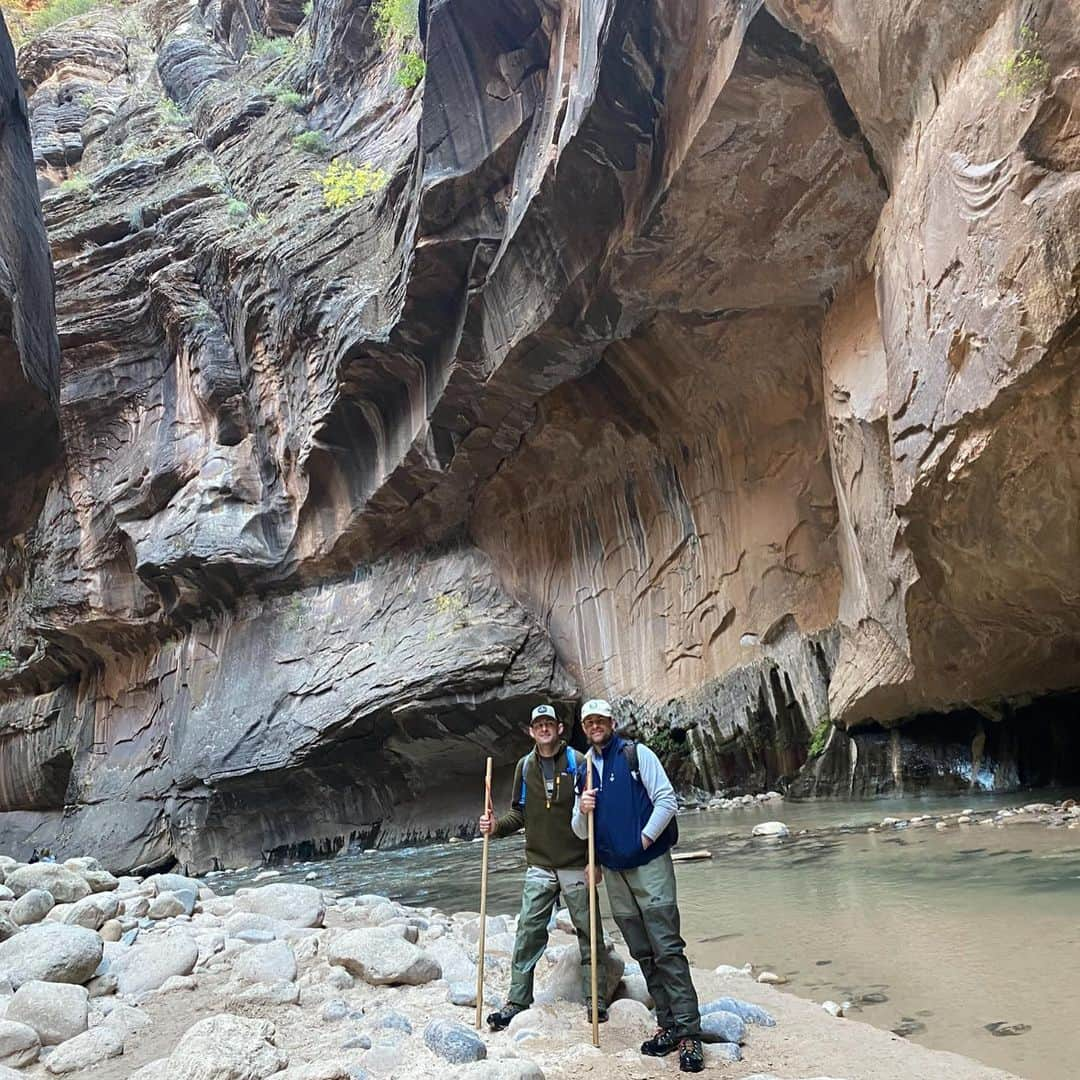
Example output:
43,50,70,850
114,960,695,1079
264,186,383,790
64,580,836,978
494,742,588,870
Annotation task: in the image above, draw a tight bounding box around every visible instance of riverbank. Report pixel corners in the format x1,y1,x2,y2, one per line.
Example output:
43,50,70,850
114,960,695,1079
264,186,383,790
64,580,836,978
0,853,1021,1079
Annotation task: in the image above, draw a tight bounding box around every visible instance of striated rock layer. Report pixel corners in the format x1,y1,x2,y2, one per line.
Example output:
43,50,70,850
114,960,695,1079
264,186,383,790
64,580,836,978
0,0,1078,868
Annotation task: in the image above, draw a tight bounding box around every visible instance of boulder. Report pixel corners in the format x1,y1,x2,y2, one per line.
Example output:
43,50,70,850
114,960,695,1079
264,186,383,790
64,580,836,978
110,930,199,995
274,1064,352,1080
751,821,790,838
0,924,103,988
535,942,623,1004
163,1014,288,1079
224,911,289,940
82,871,120,894
447,982,476,1006
148,892,187,920
704,1043,742,1063
605,997,653,1036
235,885,324,929
423,1019,486,1064
0,1020,39,1067
6,981,88,1045
232,941,297,985
146,874,203,898
614,963,653,1008
325,929,440,986
0,920,14,945
63,893,120,931
701,996,776,1027
424,937,476,985
99,1002,151,1041
5,866,90,905
700,1009,747,1044
44,1026,124,1074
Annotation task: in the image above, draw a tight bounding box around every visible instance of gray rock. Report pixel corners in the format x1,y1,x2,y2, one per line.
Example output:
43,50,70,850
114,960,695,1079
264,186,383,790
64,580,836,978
235,884,325,929
235,929,278,945
6,981,88,1045
233,941,297,985
161,1013,287,1078
447,981,476,1006
457,1063,545,1080
424,937,476,985
535,942,623,1004
62,893,120,931
0,924,103,988
224,911,289,940
325,929,440,986
4,867,89,905
0,1020,40,1067
751,821,790,838
148,892,187,920
423,1019,486,1064
321,999,348,1023
371,1009,412,1034
45,1026,125,1074
99,1002,151,1041
109,930,199,995
704,1042,743,1063
700,1009,747,1044
0,920,14,945
146,874,203,898
701,996,776,1027
82,871,120,894
341,1034,371,1050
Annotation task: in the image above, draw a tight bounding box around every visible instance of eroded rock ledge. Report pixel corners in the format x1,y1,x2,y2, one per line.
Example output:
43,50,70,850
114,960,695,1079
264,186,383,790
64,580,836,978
1,0,1078,868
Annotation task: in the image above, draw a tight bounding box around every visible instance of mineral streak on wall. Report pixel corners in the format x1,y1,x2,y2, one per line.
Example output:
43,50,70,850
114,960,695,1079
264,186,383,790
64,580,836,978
0,0,1078,870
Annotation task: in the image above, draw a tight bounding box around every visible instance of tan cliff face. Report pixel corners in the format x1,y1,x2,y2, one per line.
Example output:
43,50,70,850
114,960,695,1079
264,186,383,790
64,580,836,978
0,0,1078,869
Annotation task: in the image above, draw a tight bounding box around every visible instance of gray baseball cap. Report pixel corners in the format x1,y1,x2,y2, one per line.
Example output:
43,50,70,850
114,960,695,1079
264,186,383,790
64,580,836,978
530,704,558,724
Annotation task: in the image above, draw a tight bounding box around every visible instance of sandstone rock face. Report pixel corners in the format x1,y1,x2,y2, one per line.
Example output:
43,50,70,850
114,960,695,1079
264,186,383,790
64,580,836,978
1,0,1079,869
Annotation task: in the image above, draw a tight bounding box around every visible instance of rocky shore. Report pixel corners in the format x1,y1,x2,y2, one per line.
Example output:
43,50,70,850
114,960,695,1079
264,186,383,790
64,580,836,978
0,851,1023,1079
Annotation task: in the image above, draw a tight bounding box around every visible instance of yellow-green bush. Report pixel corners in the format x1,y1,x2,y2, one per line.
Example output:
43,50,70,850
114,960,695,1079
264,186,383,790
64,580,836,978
396,51,426,89
316,159,388,209
990,25,1050,99
372,0,417,44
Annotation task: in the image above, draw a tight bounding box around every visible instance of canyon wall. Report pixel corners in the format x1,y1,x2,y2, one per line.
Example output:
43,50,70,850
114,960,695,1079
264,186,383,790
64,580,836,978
1,0,1078,869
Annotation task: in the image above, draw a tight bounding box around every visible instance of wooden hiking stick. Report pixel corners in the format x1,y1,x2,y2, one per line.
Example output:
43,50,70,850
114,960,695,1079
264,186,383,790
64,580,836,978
475,755,493,1030
586,749,600,1047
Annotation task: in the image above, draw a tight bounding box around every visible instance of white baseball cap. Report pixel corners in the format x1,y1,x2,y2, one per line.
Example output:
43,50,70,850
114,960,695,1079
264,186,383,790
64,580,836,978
581,698,613,720
530,704,558,723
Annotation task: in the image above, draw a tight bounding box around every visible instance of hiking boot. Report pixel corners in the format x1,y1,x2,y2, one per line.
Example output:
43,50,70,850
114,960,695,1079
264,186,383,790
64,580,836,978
585,999,609,1023
640,1026,679,1056
486,1003,527,1031
678,1037,705,1073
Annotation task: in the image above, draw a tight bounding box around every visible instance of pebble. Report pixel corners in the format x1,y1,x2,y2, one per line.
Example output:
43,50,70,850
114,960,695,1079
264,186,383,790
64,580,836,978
757,971,787,985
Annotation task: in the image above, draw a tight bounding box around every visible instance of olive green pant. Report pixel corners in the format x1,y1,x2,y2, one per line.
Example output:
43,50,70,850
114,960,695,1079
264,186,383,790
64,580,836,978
604,850,701,1038
508,866,609,1008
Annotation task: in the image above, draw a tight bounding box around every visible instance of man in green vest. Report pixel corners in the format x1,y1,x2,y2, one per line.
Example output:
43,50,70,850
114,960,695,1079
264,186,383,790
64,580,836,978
479,703,610,1029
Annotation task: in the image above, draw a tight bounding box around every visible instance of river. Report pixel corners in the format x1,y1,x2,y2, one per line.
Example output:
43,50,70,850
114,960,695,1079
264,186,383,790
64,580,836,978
211,791,1080,1079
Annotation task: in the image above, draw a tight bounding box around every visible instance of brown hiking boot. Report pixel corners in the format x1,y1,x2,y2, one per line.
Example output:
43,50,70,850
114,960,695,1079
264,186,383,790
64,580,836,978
679,1037,705,1073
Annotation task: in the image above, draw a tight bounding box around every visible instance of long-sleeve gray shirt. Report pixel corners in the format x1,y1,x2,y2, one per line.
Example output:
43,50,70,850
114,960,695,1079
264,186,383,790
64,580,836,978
571,741,677,844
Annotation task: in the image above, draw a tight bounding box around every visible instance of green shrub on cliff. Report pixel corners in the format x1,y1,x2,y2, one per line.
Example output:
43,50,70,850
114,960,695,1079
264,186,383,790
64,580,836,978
808,717,832,758
396,51,426,89
25,0,103,34
990,25,1049,99
247,32,293,59
316,159,388,209
373,0,417,44
293,130,330,155
0,650,13,672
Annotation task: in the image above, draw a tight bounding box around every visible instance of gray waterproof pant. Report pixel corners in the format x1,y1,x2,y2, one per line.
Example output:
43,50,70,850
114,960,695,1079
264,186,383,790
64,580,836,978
507,866,608,1008
604,850,701,1038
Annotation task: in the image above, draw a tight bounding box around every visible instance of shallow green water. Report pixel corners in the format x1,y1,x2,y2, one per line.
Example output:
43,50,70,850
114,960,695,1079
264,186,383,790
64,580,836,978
213,791,1080,1078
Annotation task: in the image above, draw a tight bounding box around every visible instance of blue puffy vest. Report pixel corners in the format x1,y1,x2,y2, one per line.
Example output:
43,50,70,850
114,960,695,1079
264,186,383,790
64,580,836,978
576,734,677,871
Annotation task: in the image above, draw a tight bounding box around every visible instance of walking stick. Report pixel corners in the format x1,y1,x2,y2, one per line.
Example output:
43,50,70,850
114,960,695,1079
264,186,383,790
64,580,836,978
586,749,600,1048
475,756,493,1030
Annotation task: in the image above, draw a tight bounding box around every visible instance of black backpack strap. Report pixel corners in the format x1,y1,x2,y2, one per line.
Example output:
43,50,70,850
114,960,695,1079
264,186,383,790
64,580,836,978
620,738,639,775
511,753,531,811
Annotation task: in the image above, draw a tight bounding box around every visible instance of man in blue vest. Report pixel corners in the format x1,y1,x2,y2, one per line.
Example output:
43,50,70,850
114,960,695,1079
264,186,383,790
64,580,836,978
572,698,704,1074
